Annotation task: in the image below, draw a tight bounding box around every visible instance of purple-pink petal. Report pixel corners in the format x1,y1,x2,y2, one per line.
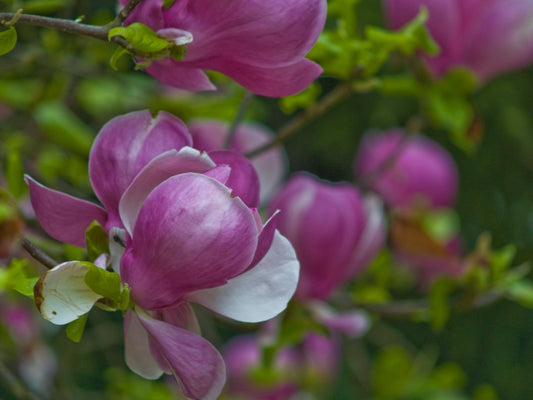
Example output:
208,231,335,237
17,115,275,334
118,147,216,236
145,60,216,91
120,173,258,310
208,150,260,208
89,110,192,222
26,176,107,247
138,312,226,400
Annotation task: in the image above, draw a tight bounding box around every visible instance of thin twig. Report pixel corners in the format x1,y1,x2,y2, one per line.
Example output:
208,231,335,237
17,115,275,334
0,359,41,400
21,237,58,269
107,0,144,28
224,91,254,149
0,12,152,58
246,80,354,158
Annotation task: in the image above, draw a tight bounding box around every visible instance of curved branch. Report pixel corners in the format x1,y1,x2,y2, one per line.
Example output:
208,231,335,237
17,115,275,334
21,237,58,269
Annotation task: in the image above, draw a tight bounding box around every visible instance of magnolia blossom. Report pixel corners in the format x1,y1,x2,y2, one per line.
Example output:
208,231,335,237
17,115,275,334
189,119,287,204
269,173,386,301
223,333,339,400
354,130,458,210
384,0,533,80
267,173,383,337
120,0,327,97
27,110,299,400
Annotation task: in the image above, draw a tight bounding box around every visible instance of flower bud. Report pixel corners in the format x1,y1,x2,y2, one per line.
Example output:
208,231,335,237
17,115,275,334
354,130,458,210
268,173,386,300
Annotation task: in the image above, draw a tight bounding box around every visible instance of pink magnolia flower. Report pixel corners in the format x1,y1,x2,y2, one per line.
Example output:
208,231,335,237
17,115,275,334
189,119,287,204
27,110,299,400
223,333,339,400
384,0,533,81
120,0,327,97
268,173,386,302
354,130,458,210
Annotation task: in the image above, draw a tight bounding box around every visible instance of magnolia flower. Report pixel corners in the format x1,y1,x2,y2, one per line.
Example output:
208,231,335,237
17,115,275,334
189,119,287,204
354,130,458,210
120,0,327,97
269,173,386,301
27,110,299,400
384,0,533,81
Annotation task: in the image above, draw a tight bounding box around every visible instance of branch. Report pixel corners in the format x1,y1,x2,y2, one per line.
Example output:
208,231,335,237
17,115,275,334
224,91,254,149
0,11,152,58
21,237,58,269
353,289,504,318
246,80,354,158
108,0,144,28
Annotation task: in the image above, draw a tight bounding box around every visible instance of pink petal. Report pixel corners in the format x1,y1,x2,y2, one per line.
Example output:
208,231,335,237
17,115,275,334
204,58,323,97
26,176,107,247
246,211,279,272
186,231,299,323
120,173,258,310
189,120,287,204
118,147,216,236
124,310,164,379
309,302,370,338
208,150,260,208
138,312,226,400
146,60,216,91
89,110,192,224
171,0,327,67
462,0,533,80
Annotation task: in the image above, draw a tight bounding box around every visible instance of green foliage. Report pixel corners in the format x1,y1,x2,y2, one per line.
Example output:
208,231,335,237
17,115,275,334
0,26,17,56
66,313,87,343
105,368,181,400
109,23,170,53
4,149,26,199
84,263,121,303
85,221,109,262
0,259,38,298
279,82,321,113
33,101,94,156
429,278,454,331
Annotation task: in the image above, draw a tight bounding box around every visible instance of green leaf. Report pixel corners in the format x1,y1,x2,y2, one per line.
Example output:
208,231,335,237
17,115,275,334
109,23,170,53
373,346,413,397
0,27,17,56
109,46,130,71
66,313,88,343
505,280,533,307
0,259,38,298
5,150,25,199
429,278,454,331
279,82,321,114
85,221,109,262
84,263,121,303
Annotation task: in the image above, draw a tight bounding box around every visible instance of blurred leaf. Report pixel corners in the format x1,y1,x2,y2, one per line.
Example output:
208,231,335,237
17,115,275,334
33,102,94,156
373,346,413,398
0,27,17,56
430,362,467,390
109,47,130,71
429,278,454,331
66,313,87,343
505,280,533,308
105,367,179,400
279,82,321,114
473,384,500,400
5,150,25,199
0,259,38,298
109,23,170,53
85,221,109,262
23,0,69,14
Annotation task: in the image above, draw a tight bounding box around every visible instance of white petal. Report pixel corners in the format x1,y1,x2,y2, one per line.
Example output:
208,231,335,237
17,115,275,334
124,310,164,380
119,147,216,236
186,231,299,323
34,261,101,325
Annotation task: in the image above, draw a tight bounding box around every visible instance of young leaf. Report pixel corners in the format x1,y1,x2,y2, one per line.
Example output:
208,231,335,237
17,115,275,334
86,220,109,262
84,263,121,303
110,47,130,71
108,23,170,53
0,27,17,56
66,313,88,343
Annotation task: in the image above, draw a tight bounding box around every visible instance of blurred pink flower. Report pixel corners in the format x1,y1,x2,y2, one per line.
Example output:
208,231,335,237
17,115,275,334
384,0,533,80
354,130,458,210
121,0,327,97
268,173,386,301
223,333,339,400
